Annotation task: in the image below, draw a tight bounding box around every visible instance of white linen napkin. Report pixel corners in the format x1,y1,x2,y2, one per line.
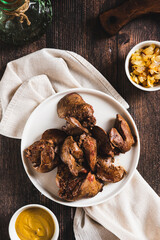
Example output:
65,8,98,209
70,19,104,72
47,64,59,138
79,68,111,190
0,49,159,240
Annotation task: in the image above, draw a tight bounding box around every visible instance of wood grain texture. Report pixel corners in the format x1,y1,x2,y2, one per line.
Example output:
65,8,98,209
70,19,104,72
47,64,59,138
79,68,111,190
100,0,160,35
0,1,159,239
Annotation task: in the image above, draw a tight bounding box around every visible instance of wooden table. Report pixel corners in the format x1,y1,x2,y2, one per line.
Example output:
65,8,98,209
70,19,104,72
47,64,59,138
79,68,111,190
0,1,159,239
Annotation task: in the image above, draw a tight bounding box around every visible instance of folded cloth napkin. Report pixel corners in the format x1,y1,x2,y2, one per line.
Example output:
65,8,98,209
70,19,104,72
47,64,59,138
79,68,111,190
0,49,159,240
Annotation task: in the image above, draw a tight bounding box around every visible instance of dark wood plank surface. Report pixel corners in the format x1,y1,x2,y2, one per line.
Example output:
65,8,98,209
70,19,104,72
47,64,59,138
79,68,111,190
0,1,160,239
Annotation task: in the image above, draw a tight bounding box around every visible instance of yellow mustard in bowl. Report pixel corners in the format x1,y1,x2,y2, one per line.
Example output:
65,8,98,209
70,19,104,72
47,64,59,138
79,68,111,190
15,207,55,240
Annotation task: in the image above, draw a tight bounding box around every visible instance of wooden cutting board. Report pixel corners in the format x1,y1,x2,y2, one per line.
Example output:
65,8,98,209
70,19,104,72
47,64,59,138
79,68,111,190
100,0,160,36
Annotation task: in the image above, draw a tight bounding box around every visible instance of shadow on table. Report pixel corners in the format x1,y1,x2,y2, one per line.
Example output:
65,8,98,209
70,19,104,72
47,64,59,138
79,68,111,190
86,16,111,40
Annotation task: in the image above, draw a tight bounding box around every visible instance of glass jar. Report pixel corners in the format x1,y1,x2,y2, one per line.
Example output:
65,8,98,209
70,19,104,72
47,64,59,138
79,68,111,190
0,0,53,45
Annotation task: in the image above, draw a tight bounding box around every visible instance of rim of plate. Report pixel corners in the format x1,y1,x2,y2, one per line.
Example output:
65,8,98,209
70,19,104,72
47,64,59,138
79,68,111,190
21,88,140,207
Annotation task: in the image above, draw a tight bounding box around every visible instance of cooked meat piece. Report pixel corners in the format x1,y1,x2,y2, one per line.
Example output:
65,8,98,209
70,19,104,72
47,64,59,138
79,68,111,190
58,93,83,118
56,164,103,201
24,140,60,173
24,140,45,164
78,133,87,147
114,114,135,153
96,156,126,183
60,136,87,176
56,163,86,201
92,126,115,157
57,93,96,127
97,156,114,166
62,117,89,136
42,129,67,145
92,115,134,156
40,148,60,173
109,128,124,150
81,134,97,172
78,172,103,199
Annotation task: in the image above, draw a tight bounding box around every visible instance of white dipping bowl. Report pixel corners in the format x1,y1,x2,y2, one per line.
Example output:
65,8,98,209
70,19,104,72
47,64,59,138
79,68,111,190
9,204,59,240
125,40,160,91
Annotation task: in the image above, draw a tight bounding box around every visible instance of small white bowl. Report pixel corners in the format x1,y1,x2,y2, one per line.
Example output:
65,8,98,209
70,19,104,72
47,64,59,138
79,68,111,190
9,204,59,240
125,40,160,91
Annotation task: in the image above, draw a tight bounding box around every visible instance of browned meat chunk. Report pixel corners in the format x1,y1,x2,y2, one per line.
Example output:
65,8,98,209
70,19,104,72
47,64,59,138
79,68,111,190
92,126,115,157
57,93,96,127
40,148,60,173
78,172,103,199
24,140,60,173
92,115,134,156
56,163,103,201
80,134,97,172
60,136,87,176
56,164,84,201
114,114,135,153
62,117,89,136
109,128,124,150
42,129,67,145
96,156,126,183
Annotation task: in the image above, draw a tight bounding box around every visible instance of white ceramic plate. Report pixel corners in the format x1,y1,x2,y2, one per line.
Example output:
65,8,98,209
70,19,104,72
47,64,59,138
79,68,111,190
21,88,140,207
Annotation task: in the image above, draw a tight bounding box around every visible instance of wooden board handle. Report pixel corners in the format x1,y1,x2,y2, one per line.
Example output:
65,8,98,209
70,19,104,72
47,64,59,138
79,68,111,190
100,0,160,36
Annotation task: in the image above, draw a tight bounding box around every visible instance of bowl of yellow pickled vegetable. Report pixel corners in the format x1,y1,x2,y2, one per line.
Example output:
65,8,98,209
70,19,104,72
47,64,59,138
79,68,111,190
125,40,160,91
9,204,59,240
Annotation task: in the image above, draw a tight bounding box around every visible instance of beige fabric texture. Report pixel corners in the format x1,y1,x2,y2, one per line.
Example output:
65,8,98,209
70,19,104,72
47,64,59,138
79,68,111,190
0,48,159,240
